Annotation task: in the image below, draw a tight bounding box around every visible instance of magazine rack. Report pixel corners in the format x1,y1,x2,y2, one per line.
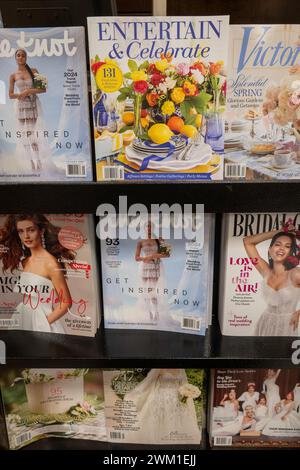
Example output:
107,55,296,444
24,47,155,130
0,0,299,454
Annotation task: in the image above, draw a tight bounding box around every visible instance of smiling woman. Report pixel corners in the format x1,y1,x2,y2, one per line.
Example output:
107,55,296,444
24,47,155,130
243,219,300,336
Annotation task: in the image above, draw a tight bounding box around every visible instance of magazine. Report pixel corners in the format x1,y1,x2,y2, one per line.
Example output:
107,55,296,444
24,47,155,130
0,27,92,181
103,368,205,445
0,368,106,449
219,212,300,336
0,214,100,336
224,25,300,180
100,214,214,335
87,16,229,181
210,368,300,448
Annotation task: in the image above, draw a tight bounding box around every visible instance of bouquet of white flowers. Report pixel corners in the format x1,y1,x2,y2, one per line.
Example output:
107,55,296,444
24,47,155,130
158,239,171,256
178,383,201,404
33,73,48,90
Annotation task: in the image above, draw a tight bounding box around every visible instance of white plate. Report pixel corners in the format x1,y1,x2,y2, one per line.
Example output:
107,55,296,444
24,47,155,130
125,144,212,170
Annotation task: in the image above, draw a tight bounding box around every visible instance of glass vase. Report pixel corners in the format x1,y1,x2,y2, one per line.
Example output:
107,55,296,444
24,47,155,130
133,93,144,140
204,90,224,153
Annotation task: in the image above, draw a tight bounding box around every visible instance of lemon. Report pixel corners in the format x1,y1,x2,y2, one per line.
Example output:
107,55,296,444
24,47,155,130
195,114,202,128
148,124,173,144
181,125,198,138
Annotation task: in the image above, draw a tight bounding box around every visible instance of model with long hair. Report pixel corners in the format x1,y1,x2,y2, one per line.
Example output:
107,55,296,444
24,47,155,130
9,49,46,171
0,214,75,333
243,221,300,336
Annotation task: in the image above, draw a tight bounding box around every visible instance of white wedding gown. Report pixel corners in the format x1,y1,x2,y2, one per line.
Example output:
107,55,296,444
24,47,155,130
238,391,260,410
263,377,281,417
262,401,300,437
14,271,65,333
254,272,300,336
125,369,201,444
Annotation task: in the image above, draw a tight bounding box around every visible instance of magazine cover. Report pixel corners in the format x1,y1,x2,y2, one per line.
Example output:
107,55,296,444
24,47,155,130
210,368,300,448
100,214,214,335
0,214,99,336
224,25,300,180
219,213,300,336
0,27,92,181
0,368,106,449
103,368,205,445
87,16,229,181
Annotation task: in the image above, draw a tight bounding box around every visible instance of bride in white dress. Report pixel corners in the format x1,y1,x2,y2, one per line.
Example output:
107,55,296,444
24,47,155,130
243,225,300,336
238,383,260,410
262,369,281,417
212,389,242,436
0,214,76,333
135,222,170,321
9,49,47,172
124,369,201,444
262,392,300,437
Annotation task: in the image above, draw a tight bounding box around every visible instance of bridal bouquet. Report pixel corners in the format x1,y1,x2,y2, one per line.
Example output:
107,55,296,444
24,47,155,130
158,240,172,257
33,73,48,90
178,383,201,404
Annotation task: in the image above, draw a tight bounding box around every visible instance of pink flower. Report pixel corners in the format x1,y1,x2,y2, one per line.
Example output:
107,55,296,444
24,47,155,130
82,401,90,411
289,89,300,107
175,63,190,76
56,372,65,380
133,80,148,94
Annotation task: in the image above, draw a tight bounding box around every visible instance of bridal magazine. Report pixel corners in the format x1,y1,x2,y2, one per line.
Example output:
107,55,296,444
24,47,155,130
0,368,106,449
100,214,214,335
218,212,300,336
224,24,300,181
0,27,92,181
103,368,205,445
209,368,300,448
87,16,229,181
0,214,100,336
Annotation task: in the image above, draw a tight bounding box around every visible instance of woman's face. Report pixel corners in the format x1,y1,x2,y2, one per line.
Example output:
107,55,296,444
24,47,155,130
245,406,254,418
267,369,276,378
286,392,293,401
17,220,42,250
229,390,236,400
248,385,255,393
269,235,292,263
259,398,266,406
15,50,27,66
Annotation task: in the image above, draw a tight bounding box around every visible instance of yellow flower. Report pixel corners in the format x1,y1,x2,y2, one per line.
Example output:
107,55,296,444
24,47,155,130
104,57,117,66
155,59,169,72
131,70,148,81
171,87,185,104
183,81,197,96
161,100,175,115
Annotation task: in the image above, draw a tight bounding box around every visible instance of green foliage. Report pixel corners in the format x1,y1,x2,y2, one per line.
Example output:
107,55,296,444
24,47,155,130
123,72,132,79
128,59,138,72
190,92,212,114
117,94,127,102
185,369,206,426
139,61,149,70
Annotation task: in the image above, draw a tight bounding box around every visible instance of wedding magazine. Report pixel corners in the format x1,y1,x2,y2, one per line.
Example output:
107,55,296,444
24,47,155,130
87,16,229,181
100,214,214,335
0,368,106,449
209,369,300,448
0,214,100,336
103,368,205,445
219,212,300,336
224,24,300,180
0,27,92,181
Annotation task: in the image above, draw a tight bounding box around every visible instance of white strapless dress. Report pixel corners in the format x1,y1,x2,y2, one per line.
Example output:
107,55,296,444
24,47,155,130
255,272,300,336
14,271,65,334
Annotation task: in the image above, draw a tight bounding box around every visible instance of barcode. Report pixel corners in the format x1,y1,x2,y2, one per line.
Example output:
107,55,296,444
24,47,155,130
214,436,232,446
225,163,246,178
15,432,32,446
0,319,19,327
66,163,86,177
103,166,124,180
110,431,125,440
181,318,201,331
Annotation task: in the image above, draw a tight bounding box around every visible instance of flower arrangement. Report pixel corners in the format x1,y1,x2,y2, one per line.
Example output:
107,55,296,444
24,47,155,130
33,73,48,90
262,65,300,132
14,368,89,385
178,383,201,404
90,54,226,141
